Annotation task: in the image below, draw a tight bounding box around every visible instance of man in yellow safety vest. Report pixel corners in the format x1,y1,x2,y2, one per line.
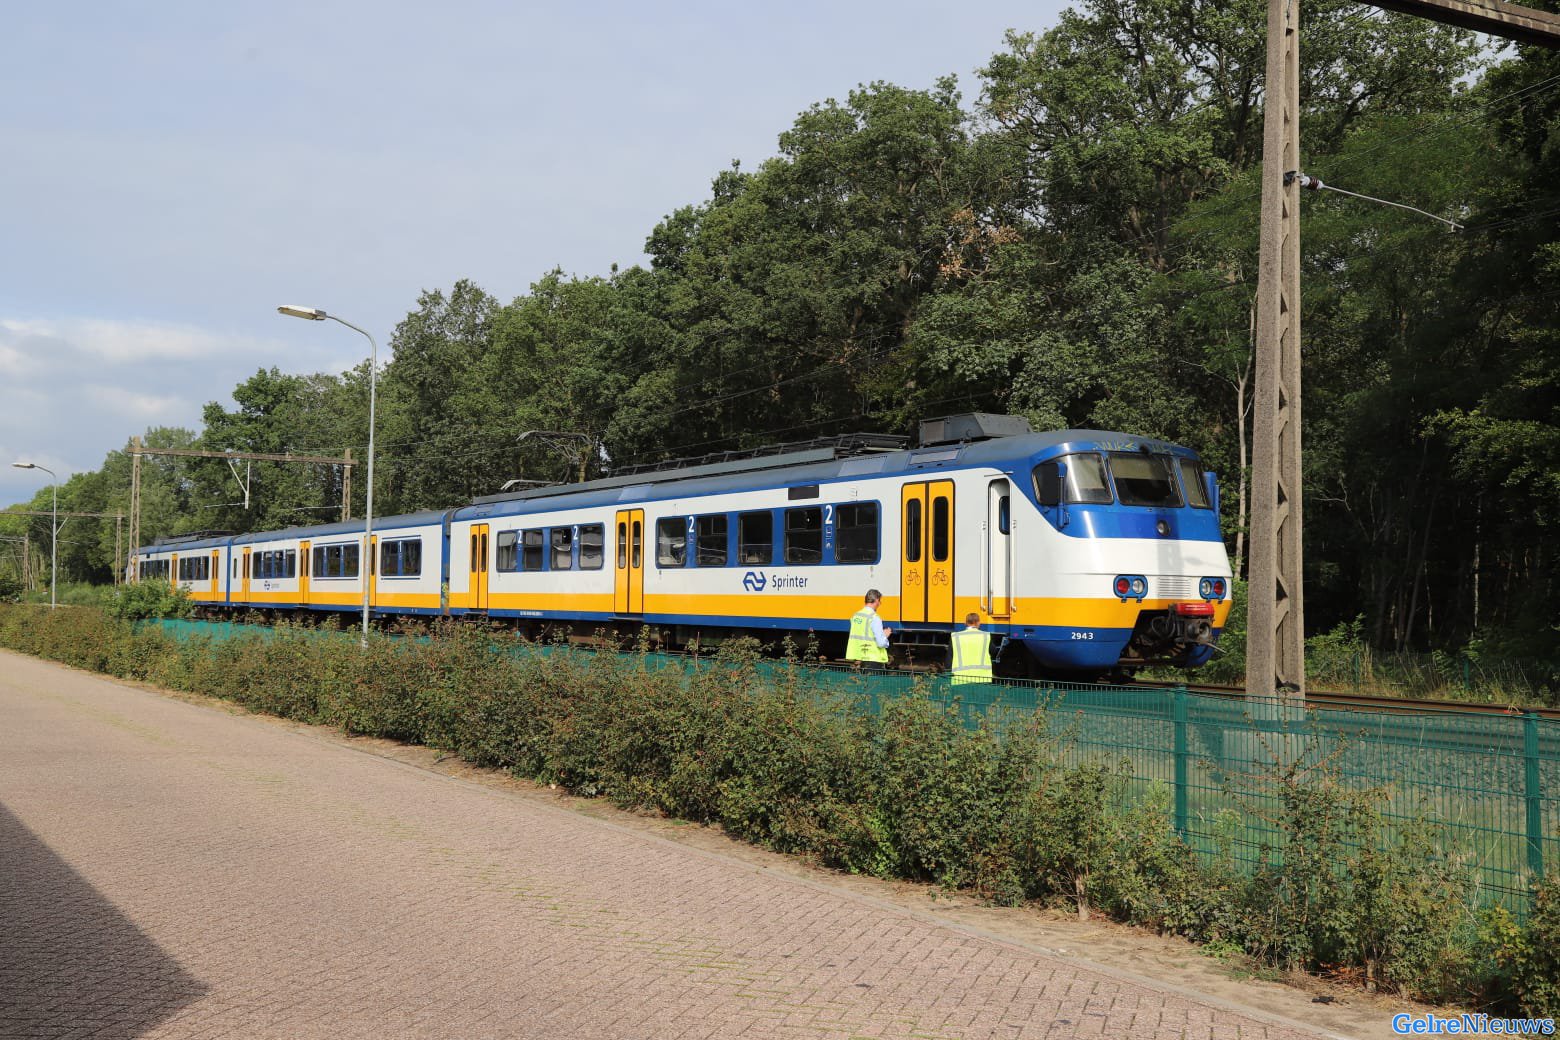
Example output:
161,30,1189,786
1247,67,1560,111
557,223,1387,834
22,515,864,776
846,589,892,666
949,612,993,684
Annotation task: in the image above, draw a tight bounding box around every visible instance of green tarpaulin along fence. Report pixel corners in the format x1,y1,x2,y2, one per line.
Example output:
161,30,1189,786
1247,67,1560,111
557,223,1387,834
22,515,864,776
152,619,1556,912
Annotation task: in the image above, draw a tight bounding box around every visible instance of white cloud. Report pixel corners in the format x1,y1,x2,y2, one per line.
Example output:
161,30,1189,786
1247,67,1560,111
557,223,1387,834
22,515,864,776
0,316,259,365
81,384,186,420
0,313,312,507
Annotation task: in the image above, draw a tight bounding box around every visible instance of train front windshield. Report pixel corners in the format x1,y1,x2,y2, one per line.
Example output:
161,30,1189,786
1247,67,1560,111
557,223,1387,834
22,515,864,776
1106,453,1183,508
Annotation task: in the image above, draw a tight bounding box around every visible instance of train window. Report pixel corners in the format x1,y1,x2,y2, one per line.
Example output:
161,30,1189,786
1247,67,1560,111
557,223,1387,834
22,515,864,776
311,547,323,576
835,503,878,563
696,515,728,567
631,519,642,570
931,497,950,562
616,522,627,569
738,511,772,565
496,531,518,572
1035,453,1113,505
1109,452,1183,508
551,528,573,570
522,529,546,572
381,539,422,577
346,543,362,578
580,524,604,570
784,507,823,565
656,517,686,568
998,495,1011,534
905,499,923,563
1178,458,1211,509
285,550,297,578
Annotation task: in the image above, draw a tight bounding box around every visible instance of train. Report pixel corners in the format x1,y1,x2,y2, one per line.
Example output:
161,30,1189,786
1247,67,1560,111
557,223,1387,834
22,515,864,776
131,414,1234,676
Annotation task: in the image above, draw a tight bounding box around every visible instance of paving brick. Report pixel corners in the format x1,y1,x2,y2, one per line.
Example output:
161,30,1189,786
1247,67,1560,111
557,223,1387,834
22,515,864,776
0,652,1332,1040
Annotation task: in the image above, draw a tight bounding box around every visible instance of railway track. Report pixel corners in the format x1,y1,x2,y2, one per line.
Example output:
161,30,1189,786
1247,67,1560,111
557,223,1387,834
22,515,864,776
1133,679,1560,721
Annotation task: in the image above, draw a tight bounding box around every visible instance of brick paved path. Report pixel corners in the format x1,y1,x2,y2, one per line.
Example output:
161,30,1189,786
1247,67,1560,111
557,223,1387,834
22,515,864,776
0,651,1336,1040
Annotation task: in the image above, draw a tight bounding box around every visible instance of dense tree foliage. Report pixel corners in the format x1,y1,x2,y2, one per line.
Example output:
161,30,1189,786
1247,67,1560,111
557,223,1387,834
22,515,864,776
4,1,1555,663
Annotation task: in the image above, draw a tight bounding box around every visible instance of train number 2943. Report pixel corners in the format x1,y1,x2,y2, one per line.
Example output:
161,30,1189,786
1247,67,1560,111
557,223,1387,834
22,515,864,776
1070,631,1094,640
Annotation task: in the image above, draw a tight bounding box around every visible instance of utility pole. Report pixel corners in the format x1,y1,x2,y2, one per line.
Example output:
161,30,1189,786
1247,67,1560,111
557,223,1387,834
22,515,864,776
129,437,142,580
1245,0,1560,698
342,447,353,521
1246,0,1305,698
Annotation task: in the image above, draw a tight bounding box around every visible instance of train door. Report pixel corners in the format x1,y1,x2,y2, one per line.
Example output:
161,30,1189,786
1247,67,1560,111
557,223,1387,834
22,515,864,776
469,524,490,611
209,550,220,599
299,541,311,605
241,547,252,601
170,553,180,589
986,479,1012,618
367,534,378,610
899,480,955,625
613,509,644,614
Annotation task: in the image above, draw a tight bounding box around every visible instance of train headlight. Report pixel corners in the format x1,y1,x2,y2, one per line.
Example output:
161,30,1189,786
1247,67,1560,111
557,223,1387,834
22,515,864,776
1114,574,1147,601
1199,577,1228,600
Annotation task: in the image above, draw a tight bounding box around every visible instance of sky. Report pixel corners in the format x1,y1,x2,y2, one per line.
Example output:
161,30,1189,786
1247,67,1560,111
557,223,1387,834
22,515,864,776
0,0,1070,510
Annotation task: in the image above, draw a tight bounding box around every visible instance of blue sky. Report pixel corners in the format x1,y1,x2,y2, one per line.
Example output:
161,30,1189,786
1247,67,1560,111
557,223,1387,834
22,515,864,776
0,0,1066,509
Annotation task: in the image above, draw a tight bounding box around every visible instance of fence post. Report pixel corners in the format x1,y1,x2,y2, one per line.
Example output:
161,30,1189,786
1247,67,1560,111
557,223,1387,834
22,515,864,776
1173,686,1189,838
1526,712,1544,880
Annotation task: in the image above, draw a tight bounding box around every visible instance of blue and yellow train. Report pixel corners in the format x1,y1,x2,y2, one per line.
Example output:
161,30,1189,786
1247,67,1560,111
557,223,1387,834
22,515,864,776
133,415,1234,675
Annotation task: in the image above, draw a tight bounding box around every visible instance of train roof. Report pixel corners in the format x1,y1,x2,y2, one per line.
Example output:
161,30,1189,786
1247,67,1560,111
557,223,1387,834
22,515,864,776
228,508,451,545
134,509,451,554
134,426,1202,552
451,428,1198,521
141,532,234,553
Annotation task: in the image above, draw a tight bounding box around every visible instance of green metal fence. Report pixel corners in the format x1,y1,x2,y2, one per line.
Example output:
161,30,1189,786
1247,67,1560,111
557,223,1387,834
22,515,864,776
151,619,1556,910
780,664,1558,911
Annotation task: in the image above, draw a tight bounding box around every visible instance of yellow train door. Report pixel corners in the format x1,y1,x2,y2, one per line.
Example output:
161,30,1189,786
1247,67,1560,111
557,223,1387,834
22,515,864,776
900,480,955,625
241,547,251,601
469,524,489,611
209,550,219,598
368,534,378,611
299,541,311,605
613,509,644,614
900,484,927,624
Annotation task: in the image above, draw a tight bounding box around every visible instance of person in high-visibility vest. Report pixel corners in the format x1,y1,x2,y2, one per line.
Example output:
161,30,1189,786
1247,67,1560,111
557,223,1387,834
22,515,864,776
949,612,993,684
846,589,892,666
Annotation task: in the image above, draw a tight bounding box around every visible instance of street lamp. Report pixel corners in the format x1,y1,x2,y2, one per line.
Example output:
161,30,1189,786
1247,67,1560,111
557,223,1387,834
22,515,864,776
11,462,57,609
277,305,377,645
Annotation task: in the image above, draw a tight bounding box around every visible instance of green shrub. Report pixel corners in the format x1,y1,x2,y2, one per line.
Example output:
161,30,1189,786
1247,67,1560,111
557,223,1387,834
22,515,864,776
1483,875,1560,1015
109,580,193,620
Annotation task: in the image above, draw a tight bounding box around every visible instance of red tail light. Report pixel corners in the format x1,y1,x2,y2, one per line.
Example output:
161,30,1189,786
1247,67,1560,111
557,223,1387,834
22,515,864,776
1174,602,1215,617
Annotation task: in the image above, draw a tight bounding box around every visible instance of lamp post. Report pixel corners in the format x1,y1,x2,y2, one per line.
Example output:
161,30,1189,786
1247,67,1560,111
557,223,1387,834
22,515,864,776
277,305,377,645
11,462,58,609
